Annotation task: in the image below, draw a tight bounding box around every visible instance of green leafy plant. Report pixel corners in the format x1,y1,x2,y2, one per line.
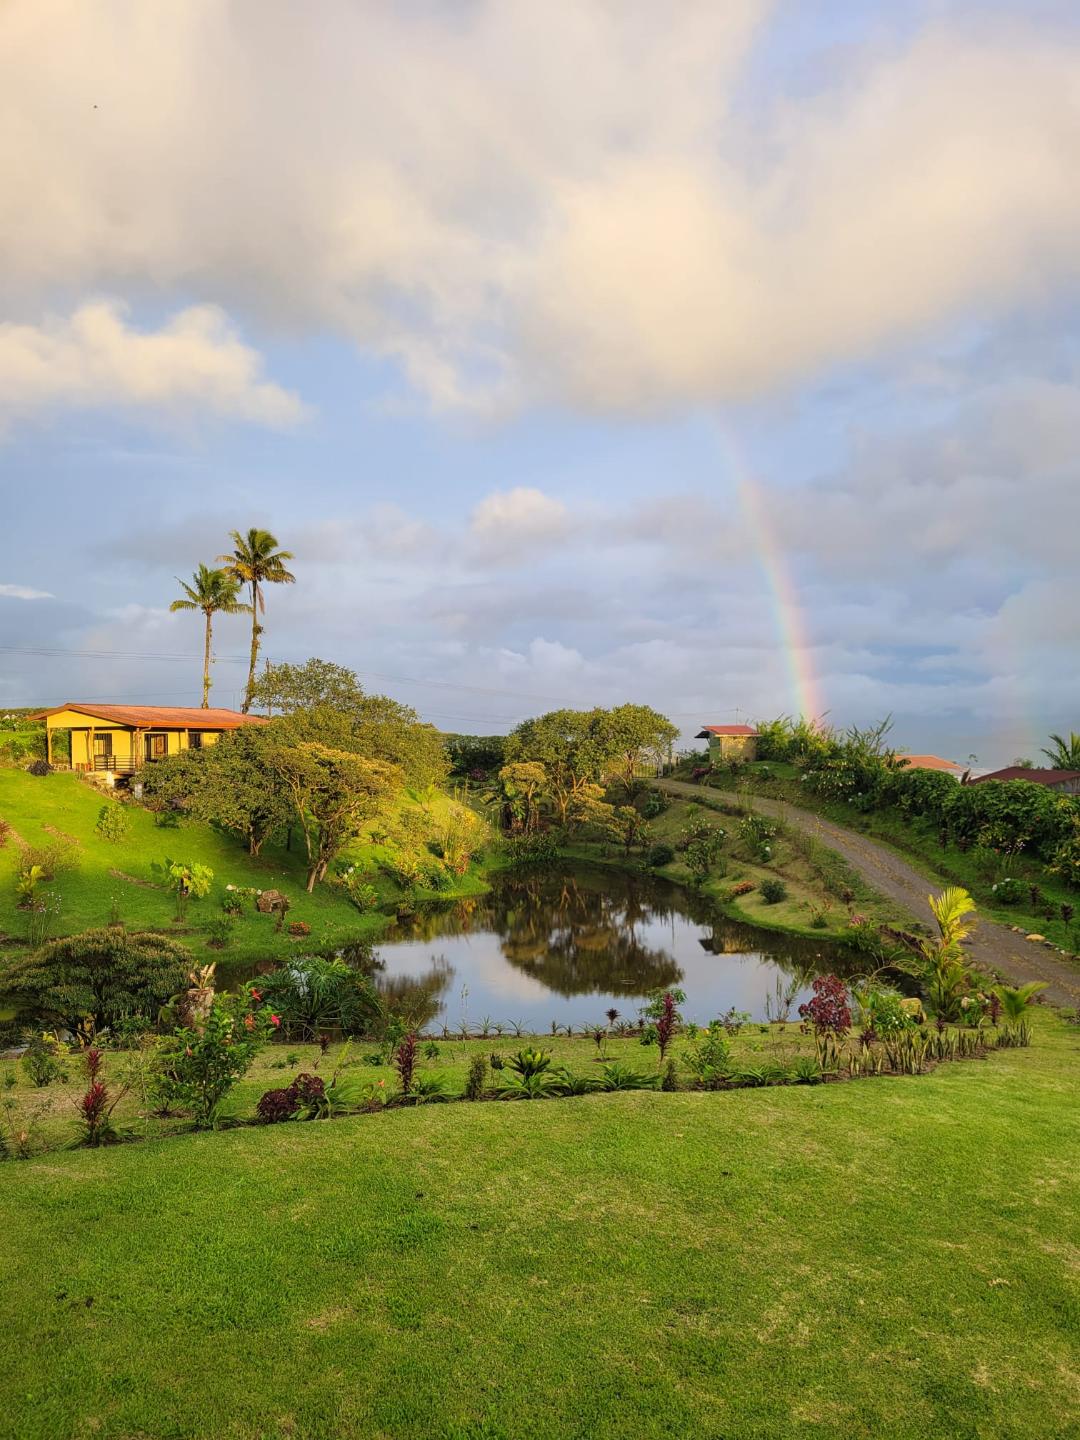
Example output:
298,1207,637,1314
156,859,214,922
156,994,277,1128
95,803,129,843
21,1032,70,1088
759,878,788,905
464,1055,488,1100
251,957,378,1039
598,1063,659,1092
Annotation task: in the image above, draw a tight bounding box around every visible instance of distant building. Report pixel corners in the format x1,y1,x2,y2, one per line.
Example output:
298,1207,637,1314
969,766,1080,796
695,724,759,764
896,754,970,779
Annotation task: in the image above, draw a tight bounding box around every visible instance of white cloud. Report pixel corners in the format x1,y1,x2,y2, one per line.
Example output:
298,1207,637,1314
469,488,571,555
3,4,1080,411
0,583,53,600
0,301,306,431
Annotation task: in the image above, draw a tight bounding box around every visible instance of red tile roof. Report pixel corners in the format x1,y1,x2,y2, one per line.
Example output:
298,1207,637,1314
970,767,1080,787
31,703,268,730
897,754,965,773
696,724,759,738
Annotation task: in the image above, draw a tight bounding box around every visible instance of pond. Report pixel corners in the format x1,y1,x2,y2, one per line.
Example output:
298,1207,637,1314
353,864,851,1031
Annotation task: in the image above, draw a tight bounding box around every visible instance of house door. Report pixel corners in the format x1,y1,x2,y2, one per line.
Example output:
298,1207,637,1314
145,733,168,762
93,733,113,766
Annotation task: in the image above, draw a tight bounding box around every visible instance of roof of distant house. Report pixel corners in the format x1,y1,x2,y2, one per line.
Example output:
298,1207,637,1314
695,724,759,738
970,766,1080,787
29,703,268,730
897,754,966,774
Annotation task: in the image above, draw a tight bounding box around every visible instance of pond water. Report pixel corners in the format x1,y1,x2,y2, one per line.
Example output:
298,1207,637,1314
353,864,850,1031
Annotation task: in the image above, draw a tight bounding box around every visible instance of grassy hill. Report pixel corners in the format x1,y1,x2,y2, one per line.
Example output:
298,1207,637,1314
0,1014,1076,1439
0,769,488,969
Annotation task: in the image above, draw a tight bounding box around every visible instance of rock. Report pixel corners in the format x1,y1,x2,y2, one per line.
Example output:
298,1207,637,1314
1025,933,1046,943
257,889,288,914
899,997,926,1023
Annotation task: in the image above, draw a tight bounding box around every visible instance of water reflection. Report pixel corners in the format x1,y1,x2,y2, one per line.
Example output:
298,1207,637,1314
374,865,846,1027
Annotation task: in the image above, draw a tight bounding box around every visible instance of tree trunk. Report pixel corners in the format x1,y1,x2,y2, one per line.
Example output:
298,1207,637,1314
201,610,213,707
241,580,260,713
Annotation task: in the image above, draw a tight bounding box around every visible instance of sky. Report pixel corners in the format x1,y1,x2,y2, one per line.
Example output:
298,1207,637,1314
2,0,1079,766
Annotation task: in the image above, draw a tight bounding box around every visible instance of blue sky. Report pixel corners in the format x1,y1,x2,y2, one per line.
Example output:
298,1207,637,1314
2,0,1079,765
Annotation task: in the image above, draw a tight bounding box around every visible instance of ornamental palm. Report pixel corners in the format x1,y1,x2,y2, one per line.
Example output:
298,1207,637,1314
217,528,295,712
1041,732,1080,770
169,565,251,707
992,981,1048,1024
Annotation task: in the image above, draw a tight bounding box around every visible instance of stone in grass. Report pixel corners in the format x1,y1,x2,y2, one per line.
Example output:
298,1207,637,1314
257,889,288,914
1025,933,1046,943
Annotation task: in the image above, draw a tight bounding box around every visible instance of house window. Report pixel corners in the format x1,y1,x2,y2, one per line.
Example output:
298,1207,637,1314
93,733,113,760
145,733,168,762
188,731,203,750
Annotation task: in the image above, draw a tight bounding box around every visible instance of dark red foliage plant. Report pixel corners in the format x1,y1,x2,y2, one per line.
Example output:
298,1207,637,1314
798,975,852,1036
656,992,678,1060
395,1033,418,1095
256,1086,299,1124
75,1047,128,1146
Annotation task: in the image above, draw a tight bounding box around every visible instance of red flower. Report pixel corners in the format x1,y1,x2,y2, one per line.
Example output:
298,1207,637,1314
244,1014,256,1032
270,1014,281,1027
250,988,262,1002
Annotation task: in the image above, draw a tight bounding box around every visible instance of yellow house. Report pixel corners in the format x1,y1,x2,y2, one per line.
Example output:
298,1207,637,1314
695,724,759,764
31,703,268,775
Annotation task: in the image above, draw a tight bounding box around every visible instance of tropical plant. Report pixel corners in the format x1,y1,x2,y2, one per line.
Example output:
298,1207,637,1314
464,1054,488,1101
394,1032,418,1095
655,991,678,1061
21,1032,70,1088
508,1047,553,1079
251,957,377,1039
992,981,1048,1043
1041,731,1080,770
494,1070,567,1100
156,994,278,1128
169,563,252,707
217,528,296,713
920,886,978,1021
73,1047,130,1147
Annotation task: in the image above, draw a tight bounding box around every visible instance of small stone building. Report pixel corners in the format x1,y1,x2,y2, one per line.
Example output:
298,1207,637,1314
695,724,759,764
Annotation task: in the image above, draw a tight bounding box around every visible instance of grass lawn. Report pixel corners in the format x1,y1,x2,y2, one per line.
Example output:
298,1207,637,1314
1,1015,1077,1439
0,770,489,969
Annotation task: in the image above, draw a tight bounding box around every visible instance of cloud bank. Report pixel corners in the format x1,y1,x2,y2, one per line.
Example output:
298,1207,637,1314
3,2,1080,412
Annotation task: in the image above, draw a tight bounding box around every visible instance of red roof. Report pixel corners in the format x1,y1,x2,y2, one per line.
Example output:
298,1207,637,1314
30,703,268,730
898,754,965,773
696,724,759,738
970,767,1080,787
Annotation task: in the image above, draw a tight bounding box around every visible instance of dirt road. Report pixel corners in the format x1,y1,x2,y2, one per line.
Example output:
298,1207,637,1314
658,779,1080,1009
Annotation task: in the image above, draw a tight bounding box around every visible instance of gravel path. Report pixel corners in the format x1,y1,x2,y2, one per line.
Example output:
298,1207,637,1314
659,779,1080,1009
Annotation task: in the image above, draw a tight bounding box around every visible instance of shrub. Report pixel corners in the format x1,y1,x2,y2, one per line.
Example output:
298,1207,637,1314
728,880,755,899
27,759,51,777
21,1033,70,1087
155,859,214,922
251,957,377,1039
156,995,278,1128
502,833,559,869
738,813,776,862
205,915,234,949
798,975,852,1036
646,842,675,869
95,803,129,843
660,1059,679,1091
256,1086,298,1123
288,921,311,937
464,1054,488,1100
3,929,192,1035
760,879,788,905
221,893,244,918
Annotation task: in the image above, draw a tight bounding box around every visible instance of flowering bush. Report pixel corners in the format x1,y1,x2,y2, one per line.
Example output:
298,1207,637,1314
157,993,278,1128
991,877,1024,906
798,975,852,1036
728,881,755,898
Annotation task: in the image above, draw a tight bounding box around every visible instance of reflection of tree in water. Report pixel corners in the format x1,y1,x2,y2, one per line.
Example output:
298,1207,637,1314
487,870,683,998
370,955,455,1030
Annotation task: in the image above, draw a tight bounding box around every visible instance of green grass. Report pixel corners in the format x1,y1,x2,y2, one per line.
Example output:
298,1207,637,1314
1,1015,1076,1439
0,769,489,967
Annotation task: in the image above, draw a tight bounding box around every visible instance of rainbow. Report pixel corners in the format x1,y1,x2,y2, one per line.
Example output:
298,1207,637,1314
725,456,824,723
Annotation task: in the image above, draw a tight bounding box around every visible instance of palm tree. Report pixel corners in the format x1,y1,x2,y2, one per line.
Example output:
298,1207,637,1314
992,981,1048,1025
1041,732,1080,770
921,886,978,1020
217,528,296,712
169,565,251,708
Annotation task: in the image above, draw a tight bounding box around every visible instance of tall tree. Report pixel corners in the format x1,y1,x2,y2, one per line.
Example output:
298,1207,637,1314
169,564,251,707
1041,732,1080,770
218,528,296,712
601,703,679,793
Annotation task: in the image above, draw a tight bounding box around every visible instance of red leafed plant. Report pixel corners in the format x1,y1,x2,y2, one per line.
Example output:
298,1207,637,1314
74,1047,129,1146
798,975,852,1036
395,1033,418,1095
656,992,678,1061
